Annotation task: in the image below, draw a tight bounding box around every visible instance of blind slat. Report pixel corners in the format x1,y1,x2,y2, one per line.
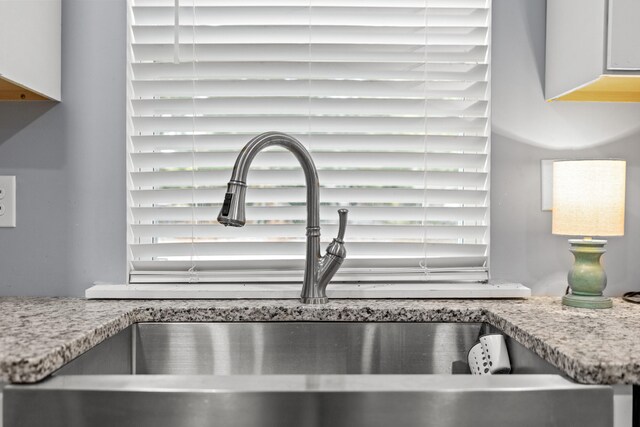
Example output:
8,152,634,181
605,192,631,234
131,134,488,153
130,241,488,258
130,187,488,206
129,151,488,170
132,7,489,28
132,26,488,47
131,224,488,242
131,79,488,99
131,170,488,189
132,98,489,117
131,61,488,81
132,44,488,63
131,205,488,223
130,256,488,273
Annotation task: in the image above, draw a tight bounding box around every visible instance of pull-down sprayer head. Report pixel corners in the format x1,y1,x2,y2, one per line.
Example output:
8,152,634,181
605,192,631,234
217,180,247,227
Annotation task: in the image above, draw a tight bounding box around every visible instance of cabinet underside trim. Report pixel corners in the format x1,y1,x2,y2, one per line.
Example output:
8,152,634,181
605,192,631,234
550,75,640,102
0,77,51,101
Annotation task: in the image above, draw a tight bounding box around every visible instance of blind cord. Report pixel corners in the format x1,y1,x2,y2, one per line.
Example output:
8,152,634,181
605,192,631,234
419,0,429,280
307,0,312,182
187,0,198,283
173,0,179,64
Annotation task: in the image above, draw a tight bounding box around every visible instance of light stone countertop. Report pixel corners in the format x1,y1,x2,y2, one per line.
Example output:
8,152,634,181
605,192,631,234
0,297,638,384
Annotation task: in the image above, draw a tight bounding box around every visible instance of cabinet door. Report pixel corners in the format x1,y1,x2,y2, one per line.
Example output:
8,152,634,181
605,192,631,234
607,0,640,70
0,0,60,100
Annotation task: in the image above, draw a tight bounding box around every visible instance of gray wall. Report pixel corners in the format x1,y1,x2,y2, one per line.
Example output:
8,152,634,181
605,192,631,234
1,0,639,296
490,0,640,296
0,0,126,296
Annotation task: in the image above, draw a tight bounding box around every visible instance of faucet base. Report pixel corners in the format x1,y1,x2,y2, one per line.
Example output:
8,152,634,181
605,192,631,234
300,297,329,305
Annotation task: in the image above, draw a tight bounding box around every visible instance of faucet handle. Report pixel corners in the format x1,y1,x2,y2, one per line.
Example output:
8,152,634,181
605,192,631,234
318,209,348,290
336,208,348,242
324,209,348,260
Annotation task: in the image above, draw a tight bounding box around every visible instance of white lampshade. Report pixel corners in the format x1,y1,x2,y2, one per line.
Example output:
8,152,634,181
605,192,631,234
552,159,626,237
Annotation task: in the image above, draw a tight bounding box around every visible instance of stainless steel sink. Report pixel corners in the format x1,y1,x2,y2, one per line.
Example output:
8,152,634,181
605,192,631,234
4,323,613,427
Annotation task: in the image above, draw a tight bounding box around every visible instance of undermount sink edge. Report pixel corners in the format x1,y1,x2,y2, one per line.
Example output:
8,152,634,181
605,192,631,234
4,322,613,427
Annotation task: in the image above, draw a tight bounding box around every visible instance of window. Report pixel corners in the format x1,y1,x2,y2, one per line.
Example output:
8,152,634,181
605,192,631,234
127,0,491,284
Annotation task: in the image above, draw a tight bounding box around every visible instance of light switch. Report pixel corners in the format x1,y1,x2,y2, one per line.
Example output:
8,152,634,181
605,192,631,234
0,176,16,227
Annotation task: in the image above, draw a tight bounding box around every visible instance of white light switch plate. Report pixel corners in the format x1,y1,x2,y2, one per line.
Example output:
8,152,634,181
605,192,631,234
0,176,16,227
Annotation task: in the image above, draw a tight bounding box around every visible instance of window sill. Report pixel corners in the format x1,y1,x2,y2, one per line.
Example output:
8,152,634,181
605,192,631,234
86,281,530,300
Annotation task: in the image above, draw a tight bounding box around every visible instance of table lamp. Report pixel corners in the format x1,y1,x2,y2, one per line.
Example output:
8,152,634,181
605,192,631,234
552,159,626,309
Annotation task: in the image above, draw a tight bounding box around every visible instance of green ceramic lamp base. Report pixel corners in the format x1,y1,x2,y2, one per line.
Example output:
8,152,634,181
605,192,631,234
563,238,612,310
562,293,613,309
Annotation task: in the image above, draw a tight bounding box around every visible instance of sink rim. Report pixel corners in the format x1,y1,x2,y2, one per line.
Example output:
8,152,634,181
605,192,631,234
6,373,611,393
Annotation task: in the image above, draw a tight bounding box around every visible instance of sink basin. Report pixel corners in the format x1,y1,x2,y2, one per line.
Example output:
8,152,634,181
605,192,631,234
4,323,612,427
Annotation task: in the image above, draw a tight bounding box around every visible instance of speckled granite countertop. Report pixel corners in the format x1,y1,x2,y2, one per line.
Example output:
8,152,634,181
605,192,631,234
0,297,638,385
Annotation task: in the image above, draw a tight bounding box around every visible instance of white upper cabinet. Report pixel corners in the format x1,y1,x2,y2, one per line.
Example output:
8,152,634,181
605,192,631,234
546,0,640,102
608,0,640,70
0,0,61,101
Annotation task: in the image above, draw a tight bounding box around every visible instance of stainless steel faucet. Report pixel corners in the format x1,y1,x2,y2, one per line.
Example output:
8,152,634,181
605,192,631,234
217,131,348,304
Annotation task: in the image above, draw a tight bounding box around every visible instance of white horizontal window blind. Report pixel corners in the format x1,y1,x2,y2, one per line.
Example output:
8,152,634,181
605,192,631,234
127,0,491,284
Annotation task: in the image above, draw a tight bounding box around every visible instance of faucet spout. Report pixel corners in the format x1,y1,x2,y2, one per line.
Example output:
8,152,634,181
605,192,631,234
217,131,347,304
